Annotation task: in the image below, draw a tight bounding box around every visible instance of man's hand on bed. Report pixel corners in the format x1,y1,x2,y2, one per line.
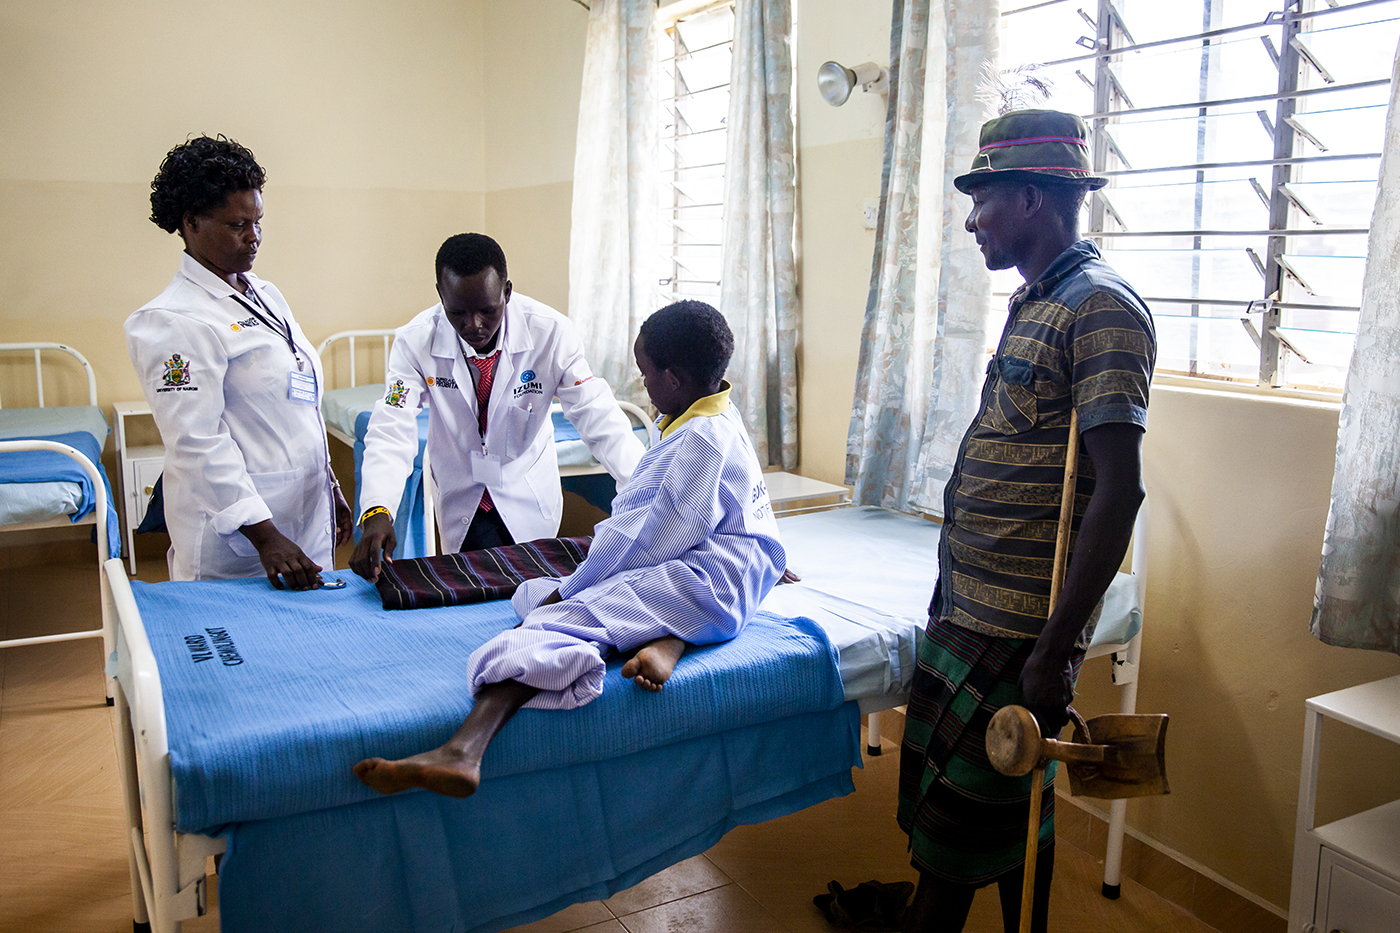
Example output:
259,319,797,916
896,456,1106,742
779,568,801,584
350,513,397,583
240,520,324,590
333,486,354,548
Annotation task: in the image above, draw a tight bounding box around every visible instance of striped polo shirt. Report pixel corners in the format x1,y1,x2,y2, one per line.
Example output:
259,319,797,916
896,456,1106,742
931,239,1156,642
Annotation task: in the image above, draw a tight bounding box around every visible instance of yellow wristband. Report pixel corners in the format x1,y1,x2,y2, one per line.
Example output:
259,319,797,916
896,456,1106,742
360,506,390,525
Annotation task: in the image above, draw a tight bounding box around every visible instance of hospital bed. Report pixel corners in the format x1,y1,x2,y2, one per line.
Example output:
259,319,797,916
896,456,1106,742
105,504,1148,931
316,330,655,558
0,343,117,697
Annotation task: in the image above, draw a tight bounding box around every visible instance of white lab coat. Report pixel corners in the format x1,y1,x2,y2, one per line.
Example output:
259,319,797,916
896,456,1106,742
125,253,335,581
359,294,645,552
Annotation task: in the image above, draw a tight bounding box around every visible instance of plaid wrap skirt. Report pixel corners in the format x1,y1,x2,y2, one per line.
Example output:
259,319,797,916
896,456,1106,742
897,616,1085,885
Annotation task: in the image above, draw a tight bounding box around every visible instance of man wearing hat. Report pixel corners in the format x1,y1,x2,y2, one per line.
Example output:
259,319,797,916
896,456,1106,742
897,110,1156,933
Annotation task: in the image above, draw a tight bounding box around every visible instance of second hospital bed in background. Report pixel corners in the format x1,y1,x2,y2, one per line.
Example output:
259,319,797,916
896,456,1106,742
0,342,118,697
105,501,1149,932
316,329,655,558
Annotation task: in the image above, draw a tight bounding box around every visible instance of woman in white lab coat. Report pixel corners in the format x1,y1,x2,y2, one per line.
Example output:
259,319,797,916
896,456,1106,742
125,136,352,588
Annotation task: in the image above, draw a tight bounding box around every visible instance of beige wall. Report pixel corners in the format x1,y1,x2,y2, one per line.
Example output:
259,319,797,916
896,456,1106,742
1077,385,1400,906
795,0,892,484
481,0,589,311
0,0,491,409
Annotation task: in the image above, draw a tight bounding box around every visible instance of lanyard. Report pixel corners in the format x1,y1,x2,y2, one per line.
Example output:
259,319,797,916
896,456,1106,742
230,285,305,372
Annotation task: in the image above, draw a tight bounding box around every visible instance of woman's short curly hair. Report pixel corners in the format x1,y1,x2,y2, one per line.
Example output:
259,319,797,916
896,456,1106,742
149,135,266,234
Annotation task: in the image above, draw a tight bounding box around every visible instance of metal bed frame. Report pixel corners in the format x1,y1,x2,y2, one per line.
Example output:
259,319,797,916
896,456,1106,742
0,344,113,699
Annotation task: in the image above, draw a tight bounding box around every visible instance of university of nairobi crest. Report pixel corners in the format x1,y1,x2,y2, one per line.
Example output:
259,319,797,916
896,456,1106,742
162,354,191,387
385,379,409,408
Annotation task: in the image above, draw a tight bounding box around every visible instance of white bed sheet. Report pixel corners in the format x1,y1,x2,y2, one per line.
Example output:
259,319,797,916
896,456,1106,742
763,506,1143,711
0,405,110,525
321,384,385,439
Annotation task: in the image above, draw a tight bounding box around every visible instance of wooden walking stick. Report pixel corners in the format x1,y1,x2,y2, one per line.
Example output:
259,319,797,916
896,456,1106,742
1009,408,1081,933
988,410,1169,933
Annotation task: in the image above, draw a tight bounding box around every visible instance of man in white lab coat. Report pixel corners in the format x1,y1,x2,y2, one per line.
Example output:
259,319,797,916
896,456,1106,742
351,233,645,578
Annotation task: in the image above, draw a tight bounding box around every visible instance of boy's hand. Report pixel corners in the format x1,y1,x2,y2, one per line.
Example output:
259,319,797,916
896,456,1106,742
539,587,563,607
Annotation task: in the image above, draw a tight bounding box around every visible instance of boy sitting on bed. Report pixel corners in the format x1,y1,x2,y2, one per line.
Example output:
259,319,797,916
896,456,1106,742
354,300,786,798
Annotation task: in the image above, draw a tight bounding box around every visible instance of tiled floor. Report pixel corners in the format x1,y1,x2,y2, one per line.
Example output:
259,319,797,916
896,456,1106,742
3,557,1228,933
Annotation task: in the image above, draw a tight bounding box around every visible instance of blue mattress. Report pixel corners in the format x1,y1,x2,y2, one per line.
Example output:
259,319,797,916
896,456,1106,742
0,407,120,554
124,571,859,932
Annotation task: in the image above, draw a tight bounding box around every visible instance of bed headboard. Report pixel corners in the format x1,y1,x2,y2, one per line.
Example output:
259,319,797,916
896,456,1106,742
0,342,98,408
315,330,397,391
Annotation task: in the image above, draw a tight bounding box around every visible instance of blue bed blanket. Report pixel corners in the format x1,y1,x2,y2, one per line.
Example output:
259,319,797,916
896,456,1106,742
128,570,850,834
0,429,121,556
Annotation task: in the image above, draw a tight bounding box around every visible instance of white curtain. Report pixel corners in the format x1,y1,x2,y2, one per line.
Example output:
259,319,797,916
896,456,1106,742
844,0,999,514
1311,37,1400,656
719,0,798,469
567,0,658,404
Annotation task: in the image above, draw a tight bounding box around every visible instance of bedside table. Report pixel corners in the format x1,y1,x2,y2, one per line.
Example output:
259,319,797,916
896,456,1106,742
113,401,165,575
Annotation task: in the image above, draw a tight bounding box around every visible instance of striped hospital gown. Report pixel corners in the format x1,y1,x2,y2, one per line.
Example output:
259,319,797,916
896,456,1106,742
464,403,785,709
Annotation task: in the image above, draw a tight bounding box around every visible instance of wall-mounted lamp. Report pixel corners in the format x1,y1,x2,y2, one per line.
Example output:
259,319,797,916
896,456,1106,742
817,60,888,106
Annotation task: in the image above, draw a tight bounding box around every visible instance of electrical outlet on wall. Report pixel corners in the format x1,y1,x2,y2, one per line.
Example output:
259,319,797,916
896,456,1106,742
862,198,879,230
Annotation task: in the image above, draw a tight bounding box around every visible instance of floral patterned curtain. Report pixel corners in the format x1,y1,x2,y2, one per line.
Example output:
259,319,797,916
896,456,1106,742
1311,38,1400,656
567,0,658,404
720,0,798,469
845,0,999,514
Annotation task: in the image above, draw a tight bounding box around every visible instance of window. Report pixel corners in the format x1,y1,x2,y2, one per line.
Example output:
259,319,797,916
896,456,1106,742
998,0,1400,390
656,1,736,306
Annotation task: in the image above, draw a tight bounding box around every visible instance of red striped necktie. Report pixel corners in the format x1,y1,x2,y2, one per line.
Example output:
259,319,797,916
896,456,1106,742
468,351,500,512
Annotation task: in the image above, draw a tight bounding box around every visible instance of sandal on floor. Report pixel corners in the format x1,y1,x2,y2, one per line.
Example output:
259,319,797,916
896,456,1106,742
812,879,916,931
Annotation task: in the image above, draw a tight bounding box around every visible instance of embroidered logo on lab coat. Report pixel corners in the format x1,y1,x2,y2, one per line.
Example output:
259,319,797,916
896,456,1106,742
512,379,544,400
162,354,191,387
426,375,458,389
521,370,536,382
229,317,261,332
385,379,409,408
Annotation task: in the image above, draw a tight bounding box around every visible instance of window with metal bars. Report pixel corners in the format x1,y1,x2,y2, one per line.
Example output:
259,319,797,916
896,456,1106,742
998,0,1398,390
656,1,735,306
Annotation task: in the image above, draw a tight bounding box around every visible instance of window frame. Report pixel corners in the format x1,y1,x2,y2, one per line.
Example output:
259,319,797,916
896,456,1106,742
655,0,737,307
1002,0,1396,391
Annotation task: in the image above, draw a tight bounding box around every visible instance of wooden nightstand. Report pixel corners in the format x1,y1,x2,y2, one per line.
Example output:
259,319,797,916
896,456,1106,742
113,401,165,575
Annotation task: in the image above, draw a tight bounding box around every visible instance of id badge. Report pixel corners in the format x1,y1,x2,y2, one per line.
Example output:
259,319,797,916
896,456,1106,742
288,370,317,404
471,450,503,485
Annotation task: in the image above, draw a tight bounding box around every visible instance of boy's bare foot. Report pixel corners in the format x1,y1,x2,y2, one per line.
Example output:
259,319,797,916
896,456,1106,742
353,746,481,798
621,635,687,691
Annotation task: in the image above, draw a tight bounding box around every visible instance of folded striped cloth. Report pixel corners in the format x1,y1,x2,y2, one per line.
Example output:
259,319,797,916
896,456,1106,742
374,537,592,610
